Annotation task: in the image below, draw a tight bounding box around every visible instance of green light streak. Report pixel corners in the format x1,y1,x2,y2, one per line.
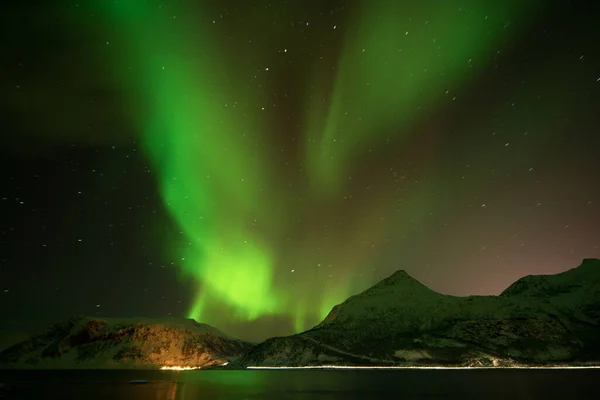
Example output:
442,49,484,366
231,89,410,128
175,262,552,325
305,1,534,194
101,0,537,337
104,1,282,322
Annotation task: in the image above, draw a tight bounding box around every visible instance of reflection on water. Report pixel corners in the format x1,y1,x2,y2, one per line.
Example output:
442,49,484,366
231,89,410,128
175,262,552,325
0,369,599,399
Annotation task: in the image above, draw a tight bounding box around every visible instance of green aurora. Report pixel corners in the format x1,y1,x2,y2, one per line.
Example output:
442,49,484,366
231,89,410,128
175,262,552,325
102,0,536,333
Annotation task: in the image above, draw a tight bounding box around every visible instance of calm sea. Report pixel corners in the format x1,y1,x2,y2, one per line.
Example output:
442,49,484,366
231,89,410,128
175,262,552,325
0,369,599,399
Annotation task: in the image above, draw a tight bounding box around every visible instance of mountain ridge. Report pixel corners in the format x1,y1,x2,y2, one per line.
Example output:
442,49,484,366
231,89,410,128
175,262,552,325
237,258,600,367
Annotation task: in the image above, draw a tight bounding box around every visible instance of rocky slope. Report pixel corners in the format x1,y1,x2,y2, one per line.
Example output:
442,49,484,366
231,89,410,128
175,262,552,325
0,316,252,369
236,258,600,367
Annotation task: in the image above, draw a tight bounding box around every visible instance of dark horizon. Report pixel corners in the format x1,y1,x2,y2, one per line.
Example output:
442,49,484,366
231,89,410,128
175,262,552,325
1,0,599,343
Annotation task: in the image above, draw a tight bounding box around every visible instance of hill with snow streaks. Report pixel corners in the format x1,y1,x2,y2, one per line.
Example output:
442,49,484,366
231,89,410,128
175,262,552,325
0,316,252,369
236,258,600,367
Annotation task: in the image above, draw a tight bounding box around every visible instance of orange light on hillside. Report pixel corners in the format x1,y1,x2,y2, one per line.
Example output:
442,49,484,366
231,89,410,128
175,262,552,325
160,366,200,371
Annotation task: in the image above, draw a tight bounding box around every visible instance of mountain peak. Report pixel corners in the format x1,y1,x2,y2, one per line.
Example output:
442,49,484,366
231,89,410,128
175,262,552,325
387,269,411,279
316,268,438,327
365,269,431,293
373,269,417,285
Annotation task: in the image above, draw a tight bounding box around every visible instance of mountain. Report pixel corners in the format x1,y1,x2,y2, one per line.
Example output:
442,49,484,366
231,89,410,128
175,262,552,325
0,316,252,369
4,259,600,369
236,258,600,367
0,331,30,353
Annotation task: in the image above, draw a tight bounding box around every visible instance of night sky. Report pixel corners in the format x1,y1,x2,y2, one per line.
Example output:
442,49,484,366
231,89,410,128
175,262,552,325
1,0,599,343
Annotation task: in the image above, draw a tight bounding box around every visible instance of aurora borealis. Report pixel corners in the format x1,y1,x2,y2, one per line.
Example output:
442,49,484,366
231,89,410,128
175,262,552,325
1,0,599,342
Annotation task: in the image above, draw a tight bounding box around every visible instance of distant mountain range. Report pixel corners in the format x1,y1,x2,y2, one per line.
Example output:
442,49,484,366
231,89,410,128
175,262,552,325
2,259,600,369
236,258,600,368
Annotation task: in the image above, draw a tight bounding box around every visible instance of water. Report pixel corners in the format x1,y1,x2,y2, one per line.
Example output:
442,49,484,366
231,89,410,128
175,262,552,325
0,369,599,399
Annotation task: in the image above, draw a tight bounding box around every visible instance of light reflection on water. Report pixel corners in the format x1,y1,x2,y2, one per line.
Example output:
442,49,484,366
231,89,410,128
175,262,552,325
1,369,599,399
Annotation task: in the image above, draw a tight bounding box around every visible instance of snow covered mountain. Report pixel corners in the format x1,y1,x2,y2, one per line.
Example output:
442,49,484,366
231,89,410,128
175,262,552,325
0,316,252,369
237,258,600,367
4,259,599,369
